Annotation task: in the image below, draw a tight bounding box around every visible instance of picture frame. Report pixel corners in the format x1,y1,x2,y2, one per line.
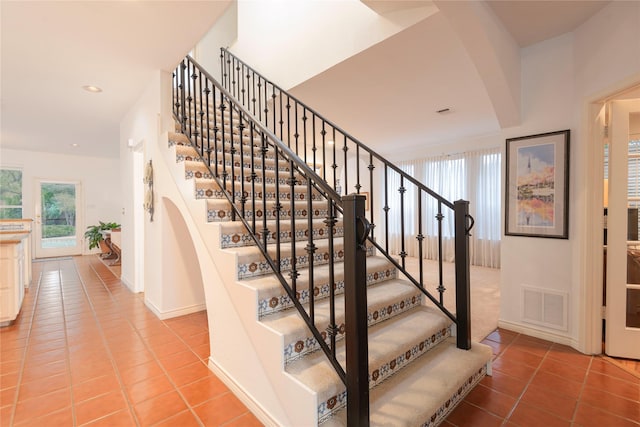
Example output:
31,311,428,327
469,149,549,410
505,130,570,239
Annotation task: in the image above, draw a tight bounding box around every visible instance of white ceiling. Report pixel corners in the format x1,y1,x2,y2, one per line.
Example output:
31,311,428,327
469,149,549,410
0,0,230,158
0,0,612,159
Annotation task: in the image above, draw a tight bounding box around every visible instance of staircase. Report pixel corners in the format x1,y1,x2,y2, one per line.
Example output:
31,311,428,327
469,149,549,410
167,54,492,426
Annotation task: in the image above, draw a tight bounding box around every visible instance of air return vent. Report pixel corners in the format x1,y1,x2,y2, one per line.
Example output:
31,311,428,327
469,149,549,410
521,286,568,331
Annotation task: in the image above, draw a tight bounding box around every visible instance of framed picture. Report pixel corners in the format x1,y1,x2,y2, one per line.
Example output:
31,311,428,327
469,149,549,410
505,130,570,239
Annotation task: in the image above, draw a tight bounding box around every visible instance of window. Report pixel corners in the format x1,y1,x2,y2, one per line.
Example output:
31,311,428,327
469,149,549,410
0,168,23,219
386,148,502,268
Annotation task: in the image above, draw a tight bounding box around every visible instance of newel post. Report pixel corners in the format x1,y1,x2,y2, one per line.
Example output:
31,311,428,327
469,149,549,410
454,199,472,350
343,194,370,427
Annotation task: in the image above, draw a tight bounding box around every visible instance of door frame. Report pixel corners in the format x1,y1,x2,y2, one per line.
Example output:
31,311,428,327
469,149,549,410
33,178,83,258
583,76,640,355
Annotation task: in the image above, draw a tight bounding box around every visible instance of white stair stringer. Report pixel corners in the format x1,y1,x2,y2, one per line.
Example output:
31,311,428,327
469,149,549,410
161,132,324,426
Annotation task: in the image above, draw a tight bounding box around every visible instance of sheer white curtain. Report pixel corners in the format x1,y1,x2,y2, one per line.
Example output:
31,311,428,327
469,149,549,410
385,148,501,268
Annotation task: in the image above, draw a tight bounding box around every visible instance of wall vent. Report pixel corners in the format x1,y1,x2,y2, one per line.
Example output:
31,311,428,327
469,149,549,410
521,286,568,331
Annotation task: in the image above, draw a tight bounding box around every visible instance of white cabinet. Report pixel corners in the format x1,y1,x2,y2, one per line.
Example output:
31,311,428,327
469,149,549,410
0,232,30,326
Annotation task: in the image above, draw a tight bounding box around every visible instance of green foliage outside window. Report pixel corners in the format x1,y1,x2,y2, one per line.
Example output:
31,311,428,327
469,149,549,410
0,169,23,219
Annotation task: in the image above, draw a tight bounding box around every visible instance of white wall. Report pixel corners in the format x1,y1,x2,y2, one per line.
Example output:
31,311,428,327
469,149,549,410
0,148,121,254
499,33,576,343
195,1,237,83
500,1,640,350
230,0,436,89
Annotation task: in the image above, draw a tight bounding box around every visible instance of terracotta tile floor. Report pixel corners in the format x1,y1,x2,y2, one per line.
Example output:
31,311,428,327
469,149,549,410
1,256,639,426
0,256,261,427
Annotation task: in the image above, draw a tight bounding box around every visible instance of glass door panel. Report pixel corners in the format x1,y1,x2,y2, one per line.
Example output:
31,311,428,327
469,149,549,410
34,180,82,258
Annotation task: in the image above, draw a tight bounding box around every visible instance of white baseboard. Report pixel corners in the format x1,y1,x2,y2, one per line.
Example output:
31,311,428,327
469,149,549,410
144,299,206,320
207,357,279,427
498,319,579,350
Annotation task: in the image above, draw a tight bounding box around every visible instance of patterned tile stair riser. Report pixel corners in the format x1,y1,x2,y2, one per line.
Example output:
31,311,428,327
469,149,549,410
220,221,345,249
206,200,330,223
236,243,376,280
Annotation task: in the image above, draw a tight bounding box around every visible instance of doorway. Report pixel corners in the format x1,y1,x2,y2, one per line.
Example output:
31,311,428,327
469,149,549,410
603,98,640,359
34,180,83,258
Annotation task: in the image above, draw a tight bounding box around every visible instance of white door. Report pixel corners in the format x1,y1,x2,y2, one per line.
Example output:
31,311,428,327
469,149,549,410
606,99,640,359
34,180,83,258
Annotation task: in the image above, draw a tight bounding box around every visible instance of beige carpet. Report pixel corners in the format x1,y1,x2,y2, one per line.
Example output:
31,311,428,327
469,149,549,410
402,257,500,342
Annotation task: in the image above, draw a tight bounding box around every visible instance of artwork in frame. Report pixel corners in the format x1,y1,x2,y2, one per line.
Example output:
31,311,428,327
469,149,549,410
505,130,570,239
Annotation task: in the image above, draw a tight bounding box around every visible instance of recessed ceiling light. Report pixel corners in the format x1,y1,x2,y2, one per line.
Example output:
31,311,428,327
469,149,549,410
70,143,79,147
82,85,102,93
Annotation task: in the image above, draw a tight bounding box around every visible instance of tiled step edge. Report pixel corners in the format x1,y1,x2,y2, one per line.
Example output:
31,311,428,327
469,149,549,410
321,338,492,427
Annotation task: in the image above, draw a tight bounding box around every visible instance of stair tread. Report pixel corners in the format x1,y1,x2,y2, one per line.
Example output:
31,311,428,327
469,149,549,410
322,338,492,427
240,256,393,293
260,279,419,338
219,217,340,233
286,306,452,401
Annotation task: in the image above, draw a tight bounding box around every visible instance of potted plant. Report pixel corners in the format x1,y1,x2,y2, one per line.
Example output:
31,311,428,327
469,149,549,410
85,221,120,254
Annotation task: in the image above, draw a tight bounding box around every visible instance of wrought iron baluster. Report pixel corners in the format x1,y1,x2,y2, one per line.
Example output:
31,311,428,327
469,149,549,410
306,177,316,323
239,114,246,219
186,61,193,140
197,70,203,159
257,77,262,122
294,102,300,157
213,85,219,177
321,121,327,182
332,128,337,192
261,134,269,249
368,153,375,238
204,78,211,166
399,175,407,269
250,122,257,234
302,107,308,164
286,95,291,149
288,161,298,295
417,189,424,286
275,147,281,273
325,199,338,356
384,165,389,254
343,134,348,196
272,85,277,137
312,114,317,174
437,201,445,304
263,77,268,128
220,96,227,195
355,144,361,194
229,101,236,221
251,72,256,116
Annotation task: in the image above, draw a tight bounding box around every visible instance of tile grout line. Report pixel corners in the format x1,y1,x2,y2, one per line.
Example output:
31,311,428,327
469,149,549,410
86,257,208,427
58,259,79,426
6,266,43,427
498,334,552,425
72,257,142,426
570,355,593,425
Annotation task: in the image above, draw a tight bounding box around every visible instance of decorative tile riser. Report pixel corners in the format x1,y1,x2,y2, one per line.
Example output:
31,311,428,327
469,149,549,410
283,293,424,365
258,265,399,318
317,325,452,423
172,139,281,162
207,206,330,222
237,245,375,280
195,186,323,202
221,225,344,249
186,168,289,186
420,366,487,427
172,144,290,170
175,152,290,173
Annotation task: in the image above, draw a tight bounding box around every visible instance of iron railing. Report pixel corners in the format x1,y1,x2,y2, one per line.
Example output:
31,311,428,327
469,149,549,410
173,56,372,424
219,48,473,350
